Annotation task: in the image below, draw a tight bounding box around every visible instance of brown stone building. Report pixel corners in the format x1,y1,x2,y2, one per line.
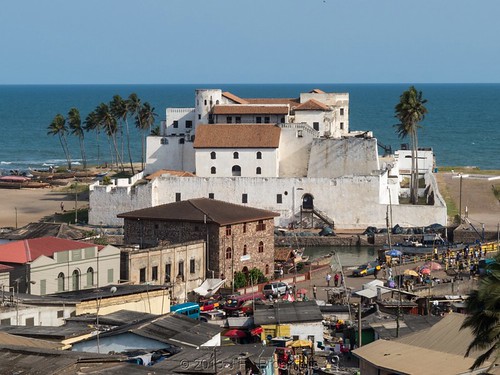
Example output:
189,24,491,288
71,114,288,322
117,198,279,283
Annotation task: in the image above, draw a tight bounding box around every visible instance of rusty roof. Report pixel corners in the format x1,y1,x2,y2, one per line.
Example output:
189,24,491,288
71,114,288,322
145,169,195,180
212,105,289,115
221,91,248,104
293,98,330,111
309,88,325,93
193,124,281,148
117,198,279,225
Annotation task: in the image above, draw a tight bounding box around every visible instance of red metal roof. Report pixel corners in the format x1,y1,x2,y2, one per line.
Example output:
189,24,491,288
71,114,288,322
0,237,98,264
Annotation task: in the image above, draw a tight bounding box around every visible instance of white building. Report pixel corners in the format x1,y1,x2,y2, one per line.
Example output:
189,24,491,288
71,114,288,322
89,88,446,230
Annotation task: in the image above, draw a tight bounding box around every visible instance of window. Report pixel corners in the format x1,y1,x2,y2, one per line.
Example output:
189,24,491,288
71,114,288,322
140,268,146,283
280,117,285,123
226,116,232,123
160,137,168,145
209,193,214,199
277,194,282,204
313,122,319,131
242,193,248,203
297,130,303,137
204,99,207,105
198,114,201,120
108,269,114,283
211,166,216,174
232,165,241,176
340,122,344,130
210,151,216,159
256,220,266,231
57,273,65,292
265,264,270,274
256,151,262,159
186,120,192,128
152,266,158,281
175,193,181,202
178,261,184,278
256,116,262,123
0,318,10,326
173,120,178,128
243,245,248,256
57,310,64,318
340,108,344,116
179,138,185,144
264,117,270,123
226,225,232,236
87,267,94,287
165,263,172,283
225,247,232,260
40,279,46,295
72,270,80,291
190,259,196,274
208,114,214,124
25,317,35,326
256,167,261,175
243,223,247,233
233,152,239,159
235,117,241,124
258,241,264,253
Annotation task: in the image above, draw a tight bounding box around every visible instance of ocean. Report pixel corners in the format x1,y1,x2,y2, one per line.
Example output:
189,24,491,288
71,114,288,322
0,84,499,172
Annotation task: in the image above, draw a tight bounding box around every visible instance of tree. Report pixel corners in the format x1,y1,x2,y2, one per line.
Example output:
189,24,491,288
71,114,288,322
95,103,124,171
110,95,135,174
462,253,500,371
83,110,101,167
127,93,142,168
67,107,87,169
248,268,268,286
47,114,72,170
394,86,428,204
135,101,158,170
233,272,247,290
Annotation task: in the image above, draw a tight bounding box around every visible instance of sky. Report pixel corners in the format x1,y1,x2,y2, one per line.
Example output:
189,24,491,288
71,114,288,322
1,0,500,84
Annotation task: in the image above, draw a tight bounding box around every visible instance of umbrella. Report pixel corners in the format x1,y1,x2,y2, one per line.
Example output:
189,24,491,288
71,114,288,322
423,261,442,271
296,288,308,295
420,268,431,275
288,339,312,348
386,249,402,257
223,329,247,338
403,269,419,277
251,327,263,336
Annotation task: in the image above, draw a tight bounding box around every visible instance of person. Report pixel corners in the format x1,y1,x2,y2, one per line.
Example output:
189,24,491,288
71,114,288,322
334,273,339,287
313,285,317,299
60,202,64,212
279,267,284,279
326,273,331,286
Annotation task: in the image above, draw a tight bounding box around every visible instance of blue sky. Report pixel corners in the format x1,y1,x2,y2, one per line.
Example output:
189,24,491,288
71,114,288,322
1,0,499,84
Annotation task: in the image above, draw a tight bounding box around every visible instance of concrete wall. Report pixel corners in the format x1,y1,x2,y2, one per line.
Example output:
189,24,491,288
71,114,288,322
145,136,196,174
195,148,278,177
165,108,196,135
278,124,316,177
290,321,324,344
395,148,435,173
0,304,75,327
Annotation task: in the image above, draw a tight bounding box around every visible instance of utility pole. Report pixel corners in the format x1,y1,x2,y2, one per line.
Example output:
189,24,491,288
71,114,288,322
74,180,78,224
459,174,463,223
357,302,362,347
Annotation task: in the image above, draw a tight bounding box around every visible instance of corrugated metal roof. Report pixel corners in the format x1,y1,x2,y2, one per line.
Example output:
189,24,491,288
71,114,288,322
0,331,62,349
118,198,279,226
0,223,89,241
254,301,322,325
193,124,281,149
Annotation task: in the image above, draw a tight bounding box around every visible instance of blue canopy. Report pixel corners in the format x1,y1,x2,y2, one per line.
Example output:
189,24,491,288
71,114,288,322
386,249,402,257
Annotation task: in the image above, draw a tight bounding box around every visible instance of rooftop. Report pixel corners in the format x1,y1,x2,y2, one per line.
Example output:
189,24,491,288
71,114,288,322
254,300,323,325
293,98,330,111
193,124,281,149
212,105,289,115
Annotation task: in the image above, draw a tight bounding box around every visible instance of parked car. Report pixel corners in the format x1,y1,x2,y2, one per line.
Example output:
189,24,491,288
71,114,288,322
263,282,288,297
199,299,220,312
352,261,381,277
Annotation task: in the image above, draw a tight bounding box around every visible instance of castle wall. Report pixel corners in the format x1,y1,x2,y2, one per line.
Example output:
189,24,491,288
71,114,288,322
145,136,195,174
278,124,316,177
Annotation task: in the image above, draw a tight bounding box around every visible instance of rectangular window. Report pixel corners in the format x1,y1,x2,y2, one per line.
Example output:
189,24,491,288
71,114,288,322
340,108,344,116
178,261,184,278
226,116,232,123
243,223,247,233
40,279,46,295
313,122,319,131
107,268,114,283
185,120,192,128
140,267,146,283
25,317,35,326
264,117,270,123
208,114,214,124
256,220,266,231
340,122,344,130
57,310,64,318
165,263,172,283
235,117,241,124
226,225,232,236
280,117,285,123
173,120,178,128
190,259,195,274
0,318,10,326
152,266,158,281
198,114,201,120
175,193,181,202
256,117,262,123
277,194,283,204
242,193,248,203
209,193,214,199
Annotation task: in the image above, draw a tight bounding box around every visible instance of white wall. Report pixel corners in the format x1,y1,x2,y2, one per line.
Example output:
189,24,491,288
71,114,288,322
395,149,435,173
145,136,196,174
290,321,324,344
0,304,75,327
165,108,196,135
278,124,316,177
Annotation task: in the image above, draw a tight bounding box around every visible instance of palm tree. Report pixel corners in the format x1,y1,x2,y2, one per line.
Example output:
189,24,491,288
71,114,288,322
47,114,72,170
394,86,428,204
67,107,87,170
135,102,158,170
84,110,101,167
110,95,135,174
95,103,123,170
127,93,143,169
461,253,500,371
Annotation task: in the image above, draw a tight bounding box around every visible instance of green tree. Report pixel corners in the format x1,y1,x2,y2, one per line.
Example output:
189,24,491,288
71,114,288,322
248,268,268,286
47,114,72,170
83,110,101,167
462,253,500,371
134,100,158,170
127,93,143,169
233,271,247,290
96,103,124,171
67,107,87,169
110,95,135,174
394,86,428,204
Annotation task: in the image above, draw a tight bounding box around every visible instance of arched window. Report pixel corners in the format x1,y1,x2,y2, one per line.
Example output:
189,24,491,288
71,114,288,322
265,264,270,274
87,267,94,287
256,167,261,175
302,194,314,210
225,247,232,260
256,151,262,159
232,165,241,176
216,100,220,104
210,151,216,159
72,269,80,291
233,152,239,159
57,272,65,292
179,138,185,144
258,241,264,253
243,245,247,256
211,166,216,174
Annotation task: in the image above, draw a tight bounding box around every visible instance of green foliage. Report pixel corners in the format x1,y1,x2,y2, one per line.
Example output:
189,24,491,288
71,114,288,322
248,268,268,285
493,185,500,202
233,272,247,290
102,176,112,185
93,237,109,246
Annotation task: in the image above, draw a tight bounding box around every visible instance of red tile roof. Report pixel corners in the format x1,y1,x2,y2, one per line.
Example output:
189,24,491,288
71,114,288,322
244,98,300,107
222,92,248,104
212,105,289,115
0,237,98,264
309,88,326,94
293,99,330,111
193,124,281,148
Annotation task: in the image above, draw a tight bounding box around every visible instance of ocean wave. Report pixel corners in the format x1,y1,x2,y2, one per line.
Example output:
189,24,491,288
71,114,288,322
0,161,12,165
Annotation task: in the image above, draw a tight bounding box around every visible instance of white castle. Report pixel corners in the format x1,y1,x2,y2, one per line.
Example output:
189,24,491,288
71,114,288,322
89,88,445,229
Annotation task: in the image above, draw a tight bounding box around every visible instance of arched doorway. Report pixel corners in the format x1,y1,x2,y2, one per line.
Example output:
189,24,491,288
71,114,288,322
72,269,80,291
242,266,249,281
302,194,314,210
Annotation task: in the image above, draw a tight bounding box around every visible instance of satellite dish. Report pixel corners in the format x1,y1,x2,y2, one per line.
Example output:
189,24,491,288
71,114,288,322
110,286,117,294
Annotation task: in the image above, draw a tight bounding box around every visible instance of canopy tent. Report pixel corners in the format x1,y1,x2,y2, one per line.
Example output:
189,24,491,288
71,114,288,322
193,278,226,297
386,249,402,257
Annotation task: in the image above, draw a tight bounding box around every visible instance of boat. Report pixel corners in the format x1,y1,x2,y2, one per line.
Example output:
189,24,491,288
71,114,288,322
309,252,334,266
0,176,50,189
383,234,466,255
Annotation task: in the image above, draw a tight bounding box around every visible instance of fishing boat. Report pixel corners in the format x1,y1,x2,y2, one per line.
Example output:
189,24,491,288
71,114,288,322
383,234,465,255
0,176,49,189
